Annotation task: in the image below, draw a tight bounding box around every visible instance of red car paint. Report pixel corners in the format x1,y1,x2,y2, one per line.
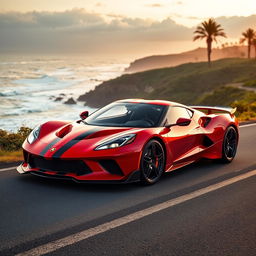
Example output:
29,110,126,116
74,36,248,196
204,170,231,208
17,99,239,183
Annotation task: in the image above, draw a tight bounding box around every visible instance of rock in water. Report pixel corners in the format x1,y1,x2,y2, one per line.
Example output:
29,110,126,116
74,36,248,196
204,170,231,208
54,97,63,102
64,97,76,105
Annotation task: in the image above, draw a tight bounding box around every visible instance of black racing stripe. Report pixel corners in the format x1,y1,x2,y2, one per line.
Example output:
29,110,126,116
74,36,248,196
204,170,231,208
40,138,61,156
52,129,99,158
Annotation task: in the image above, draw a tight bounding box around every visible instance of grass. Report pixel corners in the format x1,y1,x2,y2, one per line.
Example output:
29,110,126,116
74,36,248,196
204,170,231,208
196,86,256,106
0,150,23,162
78,58,256,108
243,79,256,88
78,57,256,121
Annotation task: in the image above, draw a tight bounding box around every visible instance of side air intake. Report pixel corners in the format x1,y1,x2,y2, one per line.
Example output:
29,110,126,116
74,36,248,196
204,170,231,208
202,136,214,147
99,159,123,176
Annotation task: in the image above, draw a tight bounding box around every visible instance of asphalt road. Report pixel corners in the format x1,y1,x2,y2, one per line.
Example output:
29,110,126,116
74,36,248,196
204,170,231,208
0,124,255,255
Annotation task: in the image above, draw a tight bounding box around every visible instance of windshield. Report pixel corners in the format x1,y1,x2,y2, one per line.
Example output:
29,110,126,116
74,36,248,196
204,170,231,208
84,102,167,128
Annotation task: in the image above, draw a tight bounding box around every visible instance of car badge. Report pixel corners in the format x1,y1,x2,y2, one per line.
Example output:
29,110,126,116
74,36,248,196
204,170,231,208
50,147,56,152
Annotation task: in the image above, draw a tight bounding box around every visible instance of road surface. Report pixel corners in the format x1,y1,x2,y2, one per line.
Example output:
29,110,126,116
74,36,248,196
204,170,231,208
0,123,255,256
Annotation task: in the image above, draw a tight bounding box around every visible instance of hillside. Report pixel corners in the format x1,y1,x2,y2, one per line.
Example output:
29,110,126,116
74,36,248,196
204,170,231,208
78,58,256,115
125,46,247,73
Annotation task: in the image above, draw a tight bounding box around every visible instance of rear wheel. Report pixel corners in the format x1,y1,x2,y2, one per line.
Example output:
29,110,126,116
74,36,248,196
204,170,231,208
140,140,165,185
221,126,238,163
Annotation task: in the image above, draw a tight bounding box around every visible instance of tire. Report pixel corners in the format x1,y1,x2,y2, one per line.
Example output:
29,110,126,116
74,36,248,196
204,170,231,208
221,126,238,163
140,139,165,185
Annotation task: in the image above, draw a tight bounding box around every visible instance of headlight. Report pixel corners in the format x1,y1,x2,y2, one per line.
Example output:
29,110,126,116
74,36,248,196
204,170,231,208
95,134,136,150
27,125,41,144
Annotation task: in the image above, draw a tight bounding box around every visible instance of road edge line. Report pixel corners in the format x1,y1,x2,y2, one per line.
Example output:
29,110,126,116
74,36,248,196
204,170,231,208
0,166,17,172
239,123,256,128
16,169,256,256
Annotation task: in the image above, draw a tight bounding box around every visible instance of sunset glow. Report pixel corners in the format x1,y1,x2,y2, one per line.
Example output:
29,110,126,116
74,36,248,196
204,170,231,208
1,0,256,26
0,0,255,56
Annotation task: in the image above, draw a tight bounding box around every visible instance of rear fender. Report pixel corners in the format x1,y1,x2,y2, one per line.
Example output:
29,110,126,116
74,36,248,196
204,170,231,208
199,114,239,159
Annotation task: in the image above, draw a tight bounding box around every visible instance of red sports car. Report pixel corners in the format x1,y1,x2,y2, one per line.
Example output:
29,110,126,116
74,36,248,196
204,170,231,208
17,99,239,185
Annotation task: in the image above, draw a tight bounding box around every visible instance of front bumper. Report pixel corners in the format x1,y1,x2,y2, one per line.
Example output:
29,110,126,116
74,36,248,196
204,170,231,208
17,149,141,183
17,163,140,183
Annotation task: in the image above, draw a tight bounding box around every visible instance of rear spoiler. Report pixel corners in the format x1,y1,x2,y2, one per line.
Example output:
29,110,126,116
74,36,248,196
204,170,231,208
190,106,237,115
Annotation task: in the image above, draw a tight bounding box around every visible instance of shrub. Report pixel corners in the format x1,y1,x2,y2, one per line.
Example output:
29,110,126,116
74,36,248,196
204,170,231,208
0,127,32,151
244,79,256,87
231,100,256,121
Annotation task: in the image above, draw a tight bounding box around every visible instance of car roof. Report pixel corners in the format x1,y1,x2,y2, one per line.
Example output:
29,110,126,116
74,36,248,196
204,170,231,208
116,98,186,107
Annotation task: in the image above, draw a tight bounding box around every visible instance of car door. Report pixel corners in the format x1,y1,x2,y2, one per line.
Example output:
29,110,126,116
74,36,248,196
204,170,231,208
164,106,201,164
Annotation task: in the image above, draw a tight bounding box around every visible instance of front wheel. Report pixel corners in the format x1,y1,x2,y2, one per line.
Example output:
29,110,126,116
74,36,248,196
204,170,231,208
140,140,165,185
221,126,238,163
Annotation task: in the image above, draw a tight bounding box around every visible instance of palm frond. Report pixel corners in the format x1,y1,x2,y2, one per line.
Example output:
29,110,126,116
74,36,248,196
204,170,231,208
241,28,255,41
193,35,205,41
214,31,227,38
240,37,246,44
193,18,226,41
194,30,207,36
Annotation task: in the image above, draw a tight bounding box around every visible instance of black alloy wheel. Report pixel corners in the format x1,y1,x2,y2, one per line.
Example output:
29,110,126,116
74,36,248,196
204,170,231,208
222,126,238,163
140,139,165,185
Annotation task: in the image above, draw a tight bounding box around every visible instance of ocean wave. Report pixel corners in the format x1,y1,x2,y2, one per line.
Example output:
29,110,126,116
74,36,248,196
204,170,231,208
0,90,21,97
3,97,57,116
0,60,63,65
0,58,127,131
0,74,76,97
1,109,43,117
14,74,59,85
47,67,74,76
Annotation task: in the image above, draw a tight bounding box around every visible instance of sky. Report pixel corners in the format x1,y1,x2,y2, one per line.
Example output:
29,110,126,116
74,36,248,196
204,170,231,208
0,0,256,58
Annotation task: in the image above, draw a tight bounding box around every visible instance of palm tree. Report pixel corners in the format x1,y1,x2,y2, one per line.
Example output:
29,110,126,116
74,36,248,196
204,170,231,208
240,28,255,59
252,38,256,59
193,18,226,66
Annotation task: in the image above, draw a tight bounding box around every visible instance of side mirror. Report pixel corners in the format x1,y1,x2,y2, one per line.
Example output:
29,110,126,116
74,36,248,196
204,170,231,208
165,117,191,128
176,117,191,126
80,111,89,120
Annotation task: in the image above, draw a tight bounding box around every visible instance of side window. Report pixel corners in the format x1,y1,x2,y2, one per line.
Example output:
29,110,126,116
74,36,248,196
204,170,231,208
166,106,191,124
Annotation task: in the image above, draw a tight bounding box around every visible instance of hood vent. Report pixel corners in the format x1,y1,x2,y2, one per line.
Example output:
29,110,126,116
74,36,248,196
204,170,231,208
56,124,73,138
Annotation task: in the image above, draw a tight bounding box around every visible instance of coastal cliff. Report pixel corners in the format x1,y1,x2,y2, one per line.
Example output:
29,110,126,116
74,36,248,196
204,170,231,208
125,46,247,73
77,58,256,109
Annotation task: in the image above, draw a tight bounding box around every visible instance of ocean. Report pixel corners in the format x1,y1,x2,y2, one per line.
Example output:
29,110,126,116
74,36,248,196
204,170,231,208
0,55,128,131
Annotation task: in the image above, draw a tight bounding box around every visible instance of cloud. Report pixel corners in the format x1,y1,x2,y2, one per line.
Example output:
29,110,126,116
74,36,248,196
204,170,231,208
0,9,193,54
145,4,163,8
187,16,200,20
0,9,255,55
0,9,104,28
95,2,103,7
216,15,256,37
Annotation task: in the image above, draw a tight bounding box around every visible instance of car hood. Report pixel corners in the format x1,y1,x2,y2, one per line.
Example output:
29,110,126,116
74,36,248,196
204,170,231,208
55,122,135,140
25,122,144,158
